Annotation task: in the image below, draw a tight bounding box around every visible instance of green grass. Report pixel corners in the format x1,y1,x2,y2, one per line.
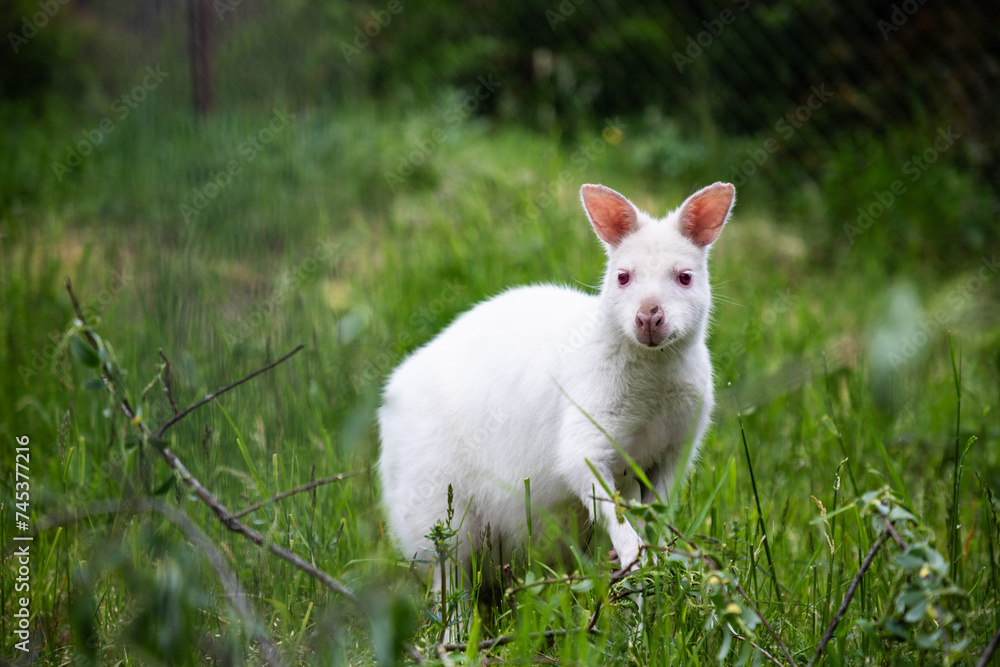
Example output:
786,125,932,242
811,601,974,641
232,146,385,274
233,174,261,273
2,100,999,666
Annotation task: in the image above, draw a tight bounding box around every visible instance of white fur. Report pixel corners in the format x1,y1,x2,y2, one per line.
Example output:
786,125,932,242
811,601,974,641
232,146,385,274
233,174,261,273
378,182,735,578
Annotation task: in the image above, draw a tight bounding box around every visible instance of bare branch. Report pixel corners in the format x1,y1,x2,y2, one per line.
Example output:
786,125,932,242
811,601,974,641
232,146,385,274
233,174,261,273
806,531,889,667
733,631,786,667
503,563,518,624
66,276,87,321
64,279,358,606
733,580,797,667
587,599,603,633
882,516,909,551
404,643,427,665
231,471,362,519
656,537,798,667
36,498,282,667
155,343,305,438
977,625,1000,667
437,627,599,654
146,413,359,604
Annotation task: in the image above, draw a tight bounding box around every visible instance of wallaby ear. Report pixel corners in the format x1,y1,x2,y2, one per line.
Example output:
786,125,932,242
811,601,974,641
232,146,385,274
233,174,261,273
678,182,736,247
580,184,638,247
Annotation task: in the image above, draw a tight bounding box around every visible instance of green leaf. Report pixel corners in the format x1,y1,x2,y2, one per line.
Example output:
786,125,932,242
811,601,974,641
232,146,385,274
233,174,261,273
895,588,925,612
716,628,733,661
915,629,941,649
885,618,909,639
895,551,925,570
153,475,176,496
83,378,105,391
855,619,878,642
570,578,594,593
741,606,760,631
951,636,971,652
70,335,101,368
887,506,916,523
904,597,928,623
735,638,752,667
924,546,947,572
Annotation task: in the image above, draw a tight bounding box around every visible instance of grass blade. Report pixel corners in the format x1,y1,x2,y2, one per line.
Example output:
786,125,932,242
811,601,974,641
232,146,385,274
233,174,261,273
684,454,733,536
218,402,271,502
731,388,783,615
871,429,913,511
949,332,962,578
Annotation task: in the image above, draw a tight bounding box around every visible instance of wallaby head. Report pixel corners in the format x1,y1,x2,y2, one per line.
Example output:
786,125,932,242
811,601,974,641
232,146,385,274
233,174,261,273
580,182,735,351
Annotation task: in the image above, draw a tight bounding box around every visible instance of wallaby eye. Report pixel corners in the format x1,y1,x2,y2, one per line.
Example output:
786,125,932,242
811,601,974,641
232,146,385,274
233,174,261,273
677,271,693,287
617,270,630,287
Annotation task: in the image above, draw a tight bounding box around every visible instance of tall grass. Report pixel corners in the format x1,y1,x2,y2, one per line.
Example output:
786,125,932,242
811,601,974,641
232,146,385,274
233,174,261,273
2,101,998,665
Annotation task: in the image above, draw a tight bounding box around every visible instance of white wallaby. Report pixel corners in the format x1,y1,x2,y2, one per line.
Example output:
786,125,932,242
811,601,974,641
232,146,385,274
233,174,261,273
378,182,735,583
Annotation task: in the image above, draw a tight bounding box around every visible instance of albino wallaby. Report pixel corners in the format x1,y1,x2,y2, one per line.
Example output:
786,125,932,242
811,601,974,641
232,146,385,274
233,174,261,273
378,182,735,581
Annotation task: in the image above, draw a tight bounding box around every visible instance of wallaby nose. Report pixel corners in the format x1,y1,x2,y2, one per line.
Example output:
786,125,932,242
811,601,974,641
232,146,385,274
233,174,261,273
635,305,665,339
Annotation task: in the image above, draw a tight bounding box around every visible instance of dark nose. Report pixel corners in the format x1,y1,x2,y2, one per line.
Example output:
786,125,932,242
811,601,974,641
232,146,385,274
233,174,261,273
636,305,664,335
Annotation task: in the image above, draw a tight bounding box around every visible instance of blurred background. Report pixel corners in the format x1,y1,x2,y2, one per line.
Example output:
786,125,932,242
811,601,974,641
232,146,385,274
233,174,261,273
4,0,998,258
2,0,999,664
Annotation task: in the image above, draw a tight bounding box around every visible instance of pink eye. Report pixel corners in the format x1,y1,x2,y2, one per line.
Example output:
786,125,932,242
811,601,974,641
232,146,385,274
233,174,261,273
617,271,630,286
678,271,693,287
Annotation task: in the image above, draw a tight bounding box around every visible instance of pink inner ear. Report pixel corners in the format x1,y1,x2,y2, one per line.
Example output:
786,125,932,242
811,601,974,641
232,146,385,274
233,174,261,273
581,184,637,247
680,182,735,247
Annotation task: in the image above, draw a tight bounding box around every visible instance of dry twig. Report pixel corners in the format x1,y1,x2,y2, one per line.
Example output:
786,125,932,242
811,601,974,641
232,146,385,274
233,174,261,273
976,625,1000,667
806,531,889,667
65,278,358,606
437,627,599,654
37,499,282,667
155,344,306,439
231,471,362,519
732,631,786,667
657,523,799,667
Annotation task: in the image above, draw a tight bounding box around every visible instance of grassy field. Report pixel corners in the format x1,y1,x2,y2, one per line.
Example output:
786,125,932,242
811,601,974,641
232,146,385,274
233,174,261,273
2,100,999,665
